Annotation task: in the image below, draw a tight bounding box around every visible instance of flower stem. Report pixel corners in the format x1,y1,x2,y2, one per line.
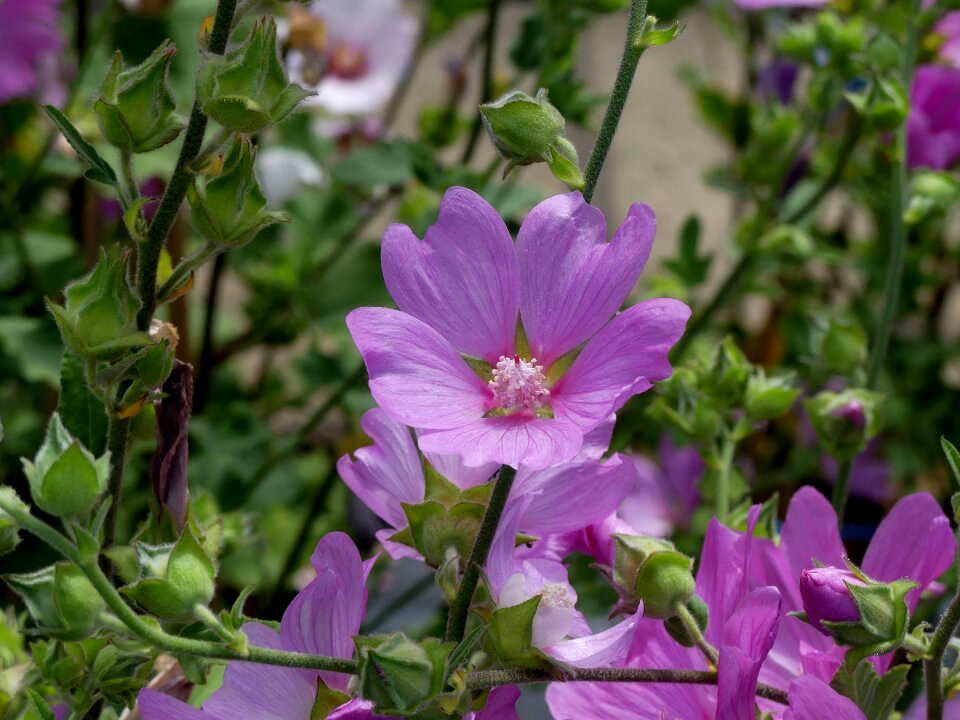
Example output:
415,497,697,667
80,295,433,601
673,601,719,667
445,465,517,642
926,586,960,719
830,457,852,519
461,0,504,165
102,411,130,553
715,435,736,523
134,0,238,331
581,0,649,203
0,491,357,675
464,667,789,704
119,151,139,211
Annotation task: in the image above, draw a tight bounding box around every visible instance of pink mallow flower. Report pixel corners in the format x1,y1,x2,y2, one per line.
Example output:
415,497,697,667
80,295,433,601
908,64,960,170
338,408,637,559
933,12,960,69
546,487,954,718
283,0,417,116
0,0,64,104
137,533,522,720
346,188,690,470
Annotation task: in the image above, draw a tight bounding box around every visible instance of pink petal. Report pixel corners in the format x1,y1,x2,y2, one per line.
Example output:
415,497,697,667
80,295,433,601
204,623,316,719
717,587,782,720
375,527,424,561
486,495,532,596
780,487,845,578
517,194,656,367
515,454,636,534
282,533,367,692
862,492,956,612
417,416,584,470
785,675,866,720
382,187,520,364
138,690,207,720
338,408,424,528
543,608,643,668
469,686,521,720
551,299,690,431
346,307,490,429
421,439,499,490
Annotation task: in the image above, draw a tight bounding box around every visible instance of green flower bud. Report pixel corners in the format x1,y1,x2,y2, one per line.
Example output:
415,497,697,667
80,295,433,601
188,136,288,249
46,248,151,361
744,371,800,421
355,633,454,715
94,40,184,153
198,16,312,133
804,388,883,460
0,492,21,556
664,595,709,647
481,89,565,164
21,414,110,518
812,318,868,376
122,529,216,621
613,535,695,619
5,563,104,641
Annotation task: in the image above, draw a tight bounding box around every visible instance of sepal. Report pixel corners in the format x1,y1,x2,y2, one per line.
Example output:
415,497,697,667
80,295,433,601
4,563,104,641
355,632,455,716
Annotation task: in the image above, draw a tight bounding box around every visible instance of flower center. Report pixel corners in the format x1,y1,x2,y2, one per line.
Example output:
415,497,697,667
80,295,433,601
327,41,369,80
489,355,550,414
539,582,575,610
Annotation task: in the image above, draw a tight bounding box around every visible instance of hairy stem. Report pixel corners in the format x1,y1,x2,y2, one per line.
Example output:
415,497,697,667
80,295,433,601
461,0,504,165
581,0,649,203
926,585,960,719
674,602,719,667
134,0,237,331
445,465,517,642
464,668,790,704
102,412,130,552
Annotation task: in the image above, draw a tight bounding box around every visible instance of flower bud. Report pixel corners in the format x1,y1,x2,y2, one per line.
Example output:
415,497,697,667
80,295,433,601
122,529,216,621
799,566,864,633
21,414,110,518
795,561,916,658
0,495,21,556
813,318,868,376
355,633,453,715
744,371,800,421
94,41,184,153
664,595,709,647
47,248,151,361
613,535,696,619
706,337,750,407
804,389,882,460
188,136,288,249
198,16,312,133
5,563,104,641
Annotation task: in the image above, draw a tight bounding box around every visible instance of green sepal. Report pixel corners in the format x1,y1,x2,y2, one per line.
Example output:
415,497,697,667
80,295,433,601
41,105,118,185
94,41,184,153
804,389,884,461
401,500,485,569
484,595,553,670
4,563,104,641
830,661,909,720
310,679,351,719
355,632,455,715
546,140,585,191
743,370,800,422
199,16,312,133
21,413,109,518
122,529,216,621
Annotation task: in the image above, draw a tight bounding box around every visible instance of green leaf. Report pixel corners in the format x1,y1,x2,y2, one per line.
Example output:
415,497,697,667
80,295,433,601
42,105,118,185
830,661,909,720
331,142,414,187
444,623,487,684
942,437,960,491
58,351,108,455
26,690,57,720
662,215,711,288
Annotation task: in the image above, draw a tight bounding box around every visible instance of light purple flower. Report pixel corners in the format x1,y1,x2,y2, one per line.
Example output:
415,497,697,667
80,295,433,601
0,0,64,104
484,497,642,668
934,12,960,69
283,0,417,116
733,0,827,10
347,188,689,470
908,64,960,170
338,408,636,559
798,566,865,634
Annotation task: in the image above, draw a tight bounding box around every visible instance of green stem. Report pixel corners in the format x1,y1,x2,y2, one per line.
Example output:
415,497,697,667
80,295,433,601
464,667,789,704
445,465,517,642
0,492,356,675
865,78,918,387
461,0,503,165
135,0,238,331
830,457,852,519
102,412,130,553
674,602,719,666
715,436,736,523
581,0,649,203
926,587,960,719
119,151,139,211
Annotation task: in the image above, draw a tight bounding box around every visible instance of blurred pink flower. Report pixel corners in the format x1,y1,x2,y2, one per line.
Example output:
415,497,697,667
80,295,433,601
0,0,64,104
733,0,827,11
908,64,960,170
933,11,960,68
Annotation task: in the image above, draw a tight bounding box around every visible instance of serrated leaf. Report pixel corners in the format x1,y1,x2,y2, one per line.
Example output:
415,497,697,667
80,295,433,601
42,105,118,185
830,661,909,720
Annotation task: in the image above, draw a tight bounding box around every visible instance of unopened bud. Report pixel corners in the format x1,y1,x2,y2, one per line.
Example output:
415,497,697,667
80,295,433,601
355,633,453,715
799,566,864,633
804,389,882,460
5,563,104,641
613,535,696,619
